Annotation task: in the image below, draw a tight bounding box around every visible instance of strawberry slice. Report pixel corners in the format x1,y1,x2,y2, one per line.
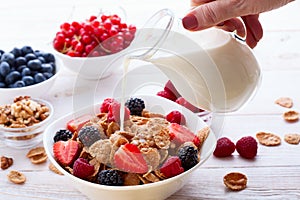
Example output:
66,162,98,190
66,114,91,133
175,97,204,113
107,101,130,123
160,156,184,178
168,123,198,145
53,140,80,166
113,143,148,174
157,90,177,102
164,80,181,99
100,98,115,113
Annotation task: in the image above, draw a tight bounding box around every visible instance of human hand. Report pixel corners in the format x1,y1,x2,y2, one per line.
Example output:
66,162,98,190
183,0,294,48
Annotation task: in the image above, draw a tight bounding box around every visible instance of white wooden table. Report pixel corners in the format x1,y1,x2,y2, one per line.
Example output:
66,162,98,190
1,0,300,199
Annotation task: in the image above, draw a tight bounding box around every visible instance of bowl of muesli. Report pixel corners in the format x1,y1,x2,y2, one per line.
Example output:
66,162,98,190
43,95,216,200
0,96,53,149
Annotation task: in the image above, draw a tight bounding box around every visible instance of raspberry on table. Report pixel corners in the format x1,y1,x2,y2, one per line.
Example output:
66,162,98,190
125,97,145,116
97,169,124,186
213,137,236,157
73,158,95,179
78,126,102,147
53,129,73,142
178,145,199,171
236,136,258,159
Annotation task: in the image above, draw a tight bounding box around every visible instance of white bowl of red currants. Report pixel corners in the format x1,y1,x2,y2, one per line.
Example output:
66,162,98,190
0,45,61,104
52,14,136,80
43,95,217,200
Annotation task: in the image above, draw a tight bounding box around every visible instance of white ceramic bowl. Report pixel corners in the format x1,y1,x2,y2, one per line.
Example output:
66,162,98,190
0,57,61,105
43,95,216,200
54,49,124,80
0,98,54,149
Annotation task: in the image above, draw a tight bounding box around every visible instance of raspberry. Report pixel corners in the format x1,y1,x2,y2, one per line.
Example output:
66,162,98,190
73,158,95,179
100,98,115,113
178,145,199,171
53,129,73,142
166,110,186,125
213,137,236,157
97,170,124,186
160,156,184,178
78,126,102,147
236,136,258,159
125,97,145,116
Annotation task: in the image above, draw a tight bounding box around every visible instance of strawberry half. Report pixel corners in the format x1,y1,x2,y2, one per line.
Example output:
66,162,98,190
113,143,148,174
107,101,130,123
66,114,91,133
53,140,80,166
175,97,204,113
157,90,177,102
168,123,198,146
164,80,181,99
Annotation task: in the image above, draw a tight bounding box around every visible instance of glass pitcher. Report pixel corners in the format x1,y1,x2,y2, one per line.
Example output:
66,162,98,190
125,8,262,113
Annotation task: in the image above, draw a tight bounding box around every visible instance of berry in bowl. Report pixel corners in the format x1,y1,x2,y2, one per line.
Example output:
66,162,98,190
0,96,53,149
52,13,136,80
43,95,216,200
0,46,60,104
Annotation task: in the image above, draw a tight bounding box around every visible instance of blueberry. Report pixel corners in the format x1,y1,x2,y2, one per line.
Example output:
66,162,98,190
42,53,55,63
24,53,37,62
43,72,53,79
10,47,22,57
21,46,34,55
0,75,4,82
38,56,46,63
12,80,25,88
1,52,15,66
34,50,43,57
0,50,4,57
21,67,31,76
22,76,35,86
0,82,6,88
17,65,27,72
0,61,11,77
5,71,21,85
15,56,27,67
27,59,42,70
41,63,53,73
34,73,46,83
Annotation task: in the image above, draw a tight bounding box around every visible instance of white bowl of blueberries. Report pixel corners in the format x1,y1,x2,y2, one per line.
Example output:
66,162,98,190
0,45,60,103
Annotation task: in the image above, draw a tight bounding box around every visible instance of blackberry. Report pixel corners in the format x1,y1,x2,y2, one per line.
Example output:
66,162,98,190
125,97,145,116
178,145,199,171
78,126,101,147
97,170,123,186
53,129,73,142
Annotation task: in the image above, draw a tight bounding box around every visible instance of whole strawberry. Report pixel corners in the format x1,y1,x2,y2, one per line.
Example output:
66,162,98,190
236,136,258,159
213,137,235,157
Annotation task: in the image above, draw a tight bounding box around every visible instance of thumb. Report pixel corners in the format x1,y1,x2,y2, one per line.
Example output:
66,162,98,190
183,0,246,31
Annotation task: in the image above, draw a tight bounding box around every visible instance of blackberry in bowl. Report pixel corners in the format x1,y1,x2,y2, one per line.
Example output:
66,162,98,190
0,46,61,104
